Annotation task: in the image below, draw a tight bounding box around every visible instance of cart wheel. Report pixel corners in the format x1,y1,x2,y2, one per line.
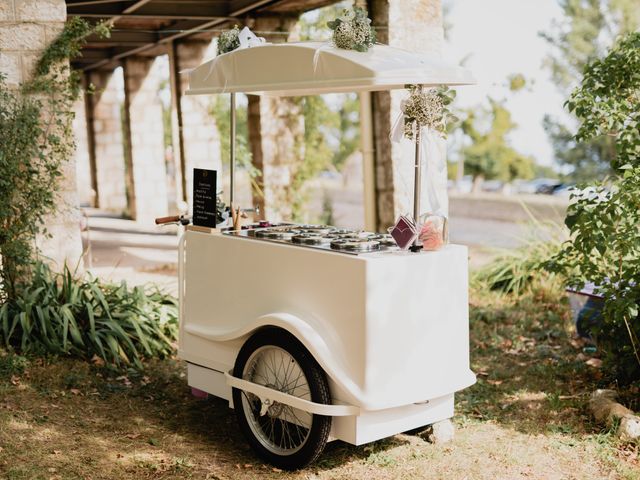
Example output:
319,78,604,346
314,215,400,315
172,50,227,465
232,328,331,470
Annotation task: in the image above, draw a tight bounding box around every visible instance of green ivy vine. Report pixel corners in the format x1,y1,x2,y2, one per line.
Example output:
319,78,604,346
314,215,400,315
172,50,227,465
0,18,110,301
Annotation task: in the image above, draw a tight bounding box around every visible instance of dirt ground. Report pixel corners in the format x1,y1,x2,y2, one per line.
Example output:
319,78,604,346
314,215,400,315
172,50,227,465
1,282,638,480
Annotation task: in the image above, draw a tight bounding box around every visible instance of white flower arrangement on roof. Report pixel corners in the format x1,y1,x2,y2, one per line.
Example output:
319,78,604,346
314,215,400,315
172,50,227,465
217,26,241,55
327,7,376,52
401,85,457,140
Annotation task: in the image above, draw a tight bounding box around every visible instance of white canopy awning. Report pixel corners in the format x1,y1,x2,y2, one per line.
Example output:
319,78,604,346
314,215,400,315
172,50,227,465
186,42,475,96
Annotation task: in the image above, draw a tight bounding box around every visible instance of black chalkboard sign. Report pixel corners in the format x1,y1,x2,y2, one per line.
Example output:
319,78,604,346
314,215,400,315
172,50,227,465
192,168,217,228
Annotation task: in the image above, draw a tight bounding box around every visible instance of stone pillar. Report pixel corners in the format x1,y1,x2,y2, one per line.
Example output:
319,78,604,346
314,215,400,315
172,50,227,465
171,40,221,210
367,0,445,231
89,69,128,213
0,0,83,270
72,96,95,207
123,56,169,224
246,15,302,222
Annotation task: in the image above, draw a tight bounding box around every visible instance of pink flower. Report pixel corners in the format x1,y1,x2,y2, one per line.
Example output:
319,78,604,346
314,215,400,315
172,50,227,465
419,220,444,251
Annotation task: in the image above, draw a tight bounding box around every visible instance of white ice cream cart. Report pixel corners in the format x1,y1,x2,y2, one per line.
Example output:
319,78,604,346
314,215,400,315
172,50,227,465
164,41,476,470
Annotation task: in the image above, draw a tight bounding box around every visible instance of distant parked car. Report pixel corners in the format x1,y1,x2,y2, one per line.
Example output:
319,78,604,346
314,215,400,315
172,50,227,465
552,184,575,198
515,178,561,195
536,181,564,195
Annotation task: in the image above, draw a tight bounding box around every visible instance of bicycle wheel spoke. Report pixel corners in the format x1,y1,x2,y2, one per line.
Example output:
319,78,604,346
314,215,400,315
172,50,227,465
241,345,315,456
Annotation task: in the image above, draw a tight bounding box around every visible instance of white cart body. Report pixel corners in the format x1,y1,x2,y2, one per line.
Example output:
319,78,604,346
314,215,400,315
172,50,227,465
179,231,474,444
180,41,476,446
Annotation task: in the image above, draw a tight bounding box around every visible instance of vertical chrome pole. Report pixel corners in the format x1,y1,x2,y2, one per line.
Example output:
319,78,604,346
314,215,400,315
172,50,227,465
230,92,236,208
412,124,422,250
413,123,422,223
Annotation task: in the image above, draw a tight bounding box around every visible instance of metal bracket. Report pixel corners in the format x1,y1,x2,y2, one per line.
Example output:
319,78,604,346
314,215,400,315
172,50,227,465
225,372,360,417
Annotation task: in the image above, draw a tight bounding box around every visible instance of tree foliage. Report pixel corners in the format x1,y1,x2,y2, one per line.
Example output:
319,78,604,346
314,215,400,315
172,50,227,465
0,263,177,369
547,32,640,382
460,99,535,185
540,0,638,181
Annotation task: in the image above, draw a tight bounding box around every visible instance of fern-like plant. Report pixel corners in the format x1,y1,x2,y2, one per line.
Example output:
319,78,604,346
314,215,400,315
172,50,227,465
0,262,177,369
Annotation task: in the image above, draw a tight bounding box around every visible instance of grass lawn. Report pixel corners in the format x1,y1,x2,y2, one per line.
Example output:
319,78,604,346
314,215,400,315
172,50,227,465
0,283,638,479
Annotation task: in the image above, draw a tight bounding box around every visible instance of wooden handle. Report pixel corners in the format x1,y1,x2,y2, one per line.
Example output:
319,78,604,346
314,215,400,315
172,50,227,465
155,215,180,225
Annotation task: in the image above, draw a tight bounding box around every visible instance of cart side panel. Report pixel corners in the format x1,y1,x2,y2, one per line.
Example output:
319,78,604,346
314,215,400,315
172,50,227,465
180,231,369,405
364,244,475,408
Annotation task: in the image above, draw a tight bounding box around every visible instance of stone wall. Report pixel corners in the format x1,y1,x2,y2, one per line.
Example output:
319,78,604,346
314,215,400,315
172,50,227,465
175,41,221,210
0,0,84,270
367,0,445,231
89,69,128,213
123,56,169,224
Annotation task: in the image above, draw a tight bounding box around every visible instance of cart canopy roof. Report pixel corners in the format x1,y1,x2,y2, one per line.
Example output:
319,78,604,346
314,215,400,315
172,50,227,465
186,42,475,96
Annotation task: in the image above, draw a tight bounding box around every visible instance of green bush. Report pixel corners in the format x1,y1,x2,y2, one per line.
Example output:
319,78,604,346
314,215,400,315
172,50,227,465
0,262,178,369
474,208,565,296
475,238,563,296
547,32,640,382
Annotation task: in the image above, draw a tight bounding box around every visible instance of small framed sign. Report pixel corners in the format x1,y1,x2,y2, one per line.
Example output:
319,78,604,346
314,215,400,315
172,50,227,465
192,168,217,228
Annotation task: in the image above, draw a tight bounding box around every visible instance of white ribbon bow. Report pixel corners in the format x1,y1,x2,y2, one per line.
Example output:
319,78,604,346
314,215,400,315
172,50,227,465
238,26,266,50
390,100,449,217
390,99,410,143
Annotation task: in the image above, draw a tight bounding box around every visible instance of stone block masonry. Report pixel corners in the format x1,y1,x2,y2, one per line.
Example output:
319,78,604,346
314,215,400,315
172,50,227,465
0,0,83,270
123,56,169,224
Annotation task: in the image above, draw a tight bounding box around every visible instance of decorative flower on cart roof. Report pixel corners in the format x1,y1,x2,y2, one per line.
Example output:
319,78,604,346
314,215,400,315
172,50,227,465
327,7,376,53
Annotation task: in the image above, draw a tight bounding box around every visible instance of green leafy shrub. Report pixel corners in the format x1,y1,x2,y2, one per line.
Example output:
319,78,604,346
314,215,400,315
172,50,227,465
475,237,563,296
547,32,640,382
0,18,109,301
474,208,566,295
0,262,178,369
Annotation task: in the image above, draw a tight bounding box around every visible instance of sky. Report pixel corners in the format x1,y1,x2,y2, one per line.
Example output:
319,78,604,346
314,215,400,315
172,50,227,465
443,0,568,167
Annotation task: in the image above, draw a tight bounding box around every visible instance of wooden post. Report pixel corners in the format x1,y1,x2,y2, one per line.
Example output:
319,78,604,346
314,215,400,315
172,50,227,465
359,91,377,231
168,40,187,204
121,61,137,220
82,72,100,208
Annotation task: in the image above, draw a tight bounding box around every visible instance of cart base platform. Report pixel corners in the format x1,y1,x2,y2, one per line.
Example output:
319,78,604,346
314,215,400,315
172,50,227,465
188,362,454,446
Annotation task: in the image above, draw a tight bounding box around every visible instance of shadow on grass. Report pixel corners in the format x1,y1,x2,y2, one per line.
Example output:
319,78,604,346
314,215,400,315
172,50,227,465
0,283,614,478
457,284,603,438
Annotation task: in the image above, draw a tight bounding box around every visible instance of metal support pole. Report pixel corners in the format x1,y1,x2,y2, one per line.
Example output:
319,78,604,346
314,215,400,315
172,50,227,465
229,92,236,208
412,123,422,223
411,120,422,251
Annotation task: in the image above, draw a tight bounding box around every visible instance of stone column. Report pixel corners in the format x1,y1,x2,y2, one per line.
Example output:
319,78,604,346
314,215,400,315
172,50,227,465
0,0,83,270
246,15,302,222
122,56,169,224
72,96,95,207
367,0,445,230
88,69,128,213
171,40,221,210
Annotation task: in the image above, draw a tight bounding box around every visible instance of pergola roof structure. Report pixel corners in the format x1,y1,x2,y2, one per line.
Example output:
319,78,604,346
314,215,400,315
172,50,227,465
67,0,338,71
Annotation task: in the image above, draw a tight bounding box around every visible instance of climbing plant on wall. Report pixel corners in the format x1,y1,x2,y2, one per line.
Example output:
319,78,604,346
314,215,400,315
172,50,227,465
0,18,109,300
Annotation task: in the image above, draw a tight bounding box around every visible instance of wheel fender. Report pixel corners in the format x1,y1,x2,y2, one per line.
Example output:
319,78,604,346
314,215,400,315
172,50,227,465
183,312,364,406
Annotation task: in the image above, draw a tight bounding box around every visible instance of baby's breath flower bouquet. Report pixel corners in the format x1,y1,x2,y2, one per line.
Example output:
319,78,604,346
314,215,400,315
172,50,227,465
401,85,457,140
217,26,241,55
327,7,376,52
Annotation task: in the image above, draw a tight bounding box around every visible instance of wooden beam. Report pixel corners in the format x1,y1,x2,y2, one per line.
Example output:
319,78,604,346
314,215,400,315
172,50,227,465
81,0,279,71
68,1,230,19
70,12,236,20
67,0,126,6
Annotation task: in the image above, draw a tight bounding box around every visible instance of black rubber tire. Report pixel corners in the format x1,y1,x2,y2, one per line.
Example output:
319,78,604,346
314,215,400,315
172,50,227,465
232,328,331,470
